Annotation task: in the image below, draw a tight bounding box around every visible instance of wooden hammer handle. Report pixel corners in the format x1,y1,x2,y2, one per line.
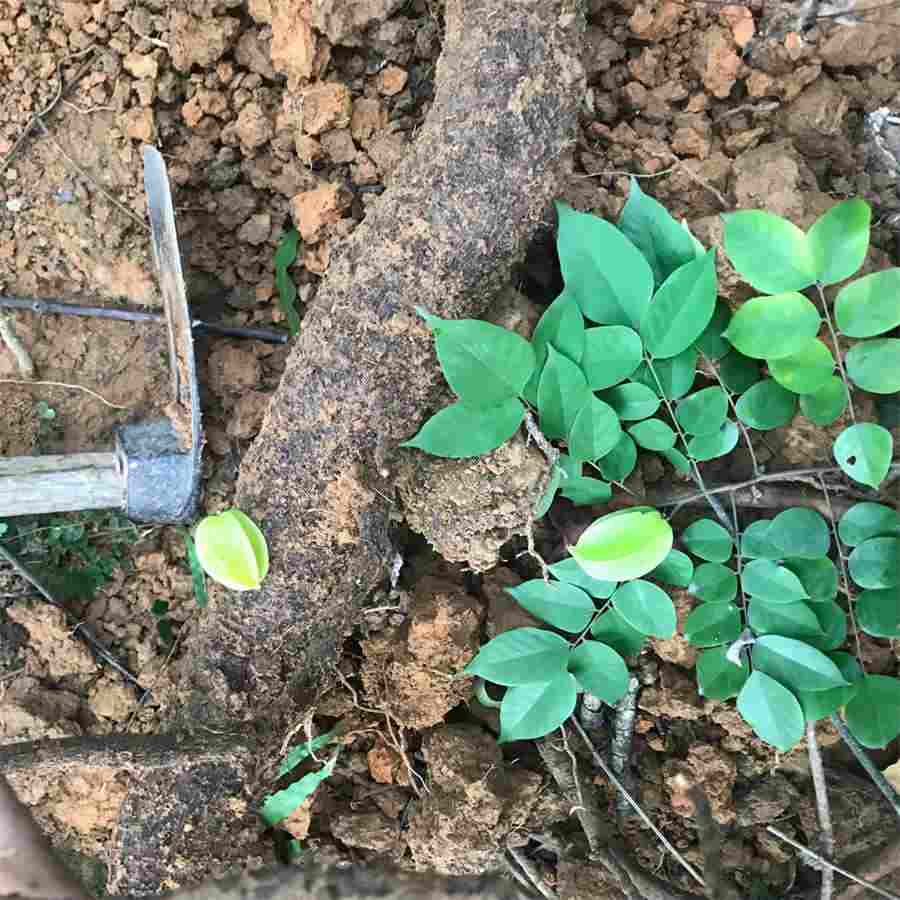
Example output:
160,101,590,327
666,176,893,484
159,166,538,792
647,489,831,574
0,452,124,518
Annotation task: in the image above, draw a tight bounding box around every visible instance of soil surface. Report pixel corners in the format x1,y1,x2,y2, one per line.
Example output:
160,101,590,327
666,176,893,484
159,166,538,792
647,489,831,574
2,0,900,898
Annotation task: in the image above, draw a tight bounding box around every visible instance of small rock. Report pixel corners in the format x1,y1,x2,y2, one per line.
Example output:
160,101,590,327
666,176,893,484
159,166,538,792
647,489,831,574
350,98,387,144
367,132,408,177
5,198,24,213
295,134,325,166
237,213,272,246
235,29,276,80
302,82,352,135
376,64,408,96
719,4,754,47
367,742,407,785
583,26,626,80
698,25,741,99
169,12,241,73
233,102,274,154
270,0,320,88
207,345,262,397
87,673,136,721
671,126,711,159
227,390,270,439
290,182,352,242
331,811,400,853
312,0,406,45
735,773,798,827
7,606,97,678
629,1,682,40
320,128,357,163
122,51,158,81
124,108,155,142
664,743,737,824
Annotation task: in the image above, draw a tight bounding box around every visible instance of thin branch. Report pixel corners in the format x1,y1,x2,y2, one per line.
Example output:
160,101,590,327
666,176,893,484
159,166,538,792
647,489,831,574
829,714,900,821
767,828,900,900
610,675,640,822
816,283,856,423
648,483,854,519
0,313,35,379
506,844,559,900
0,379,128,409
807,722,835,900
568,716,706,888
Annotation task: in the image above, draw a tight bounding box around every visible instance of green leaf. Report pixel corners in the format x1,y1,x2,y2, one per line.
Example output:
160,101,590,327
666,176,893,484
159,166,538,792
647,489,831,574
597,383,661,421
279,728,340,777
844,675,900,748
559,477,613,506
402,398,525,458
183,529,209,609
805,600,847,652
741,559,809,603
739,520,779,559
568,641,630,703
697,646,749,700
685,603,741,647
807,198,871,286
662,447,692,474
590,608,646,656
539,347,592,440
737,671,805,752
783,557,838,603
531,289,586,366
751,634,848,693
261,753,337,826
628,419,676,451
617,177,697,285
795,652,862,721
834,423,893,489
735,379,798,430
718,350,762,394
534,465,562,519
567,396,622,462
641,250,717,359
848,536,900,589
274,229,301,336
846,339,900,394
835,269,900,337
768,339,834,395
839,502,900,546
748,599,823,640
549,557,617,598
597,433,638,482
650,549,694,588
689,562,737,604
800,376,848,426
676,387,728,436
724,293,821,360
464,628,571,686
631,347,698,399
723,210,817,294
767,508,831,560
194,509,269,592
681,518,734,563
151,599,169,617
571,508,673,582
428,317,536,406
557,453,582,480
581,326,643,389
499,672,578,742
687,421,739,461
556,202,654,327
856,588,900,638
612,579,677,638
506,580,596,633
694,301,732,362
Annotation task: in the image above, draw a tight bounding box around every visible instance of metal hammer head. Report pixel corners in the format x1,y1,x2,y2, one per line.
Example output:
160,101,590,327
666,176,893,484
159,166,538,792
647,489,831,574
124,147,202,524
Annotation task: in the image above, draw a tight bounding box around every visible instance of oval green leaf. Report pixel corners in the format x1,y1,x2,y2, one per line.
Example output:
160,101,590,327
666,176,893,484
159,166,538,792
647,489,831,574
559,476,614,507
795,651,861,722
739,519,779,559
590,608,646,657
768,339,834,395
694,300,732,362
464,628,571,686
848,536,900,589
506,580,596,633
807,198,871,286
805,600,847,652
783,557,838,603
752,634,848,693
581,326,643,389
856,588,900,638
597,382,661,421
684,603,741,647
538,346,593,440
402,398,525,458
723,210,816,294
697,646,749,700
735,379,798,430
676,387,728,436
800,376,848,426
718,349,761,394
641,249,717,359
687,420,740,461
846,338,900,394
834,423,893,489
549,557,617,599
631,347,698,399
724,293,821,360
499,672,578,742
597,432,638,482
737,671,805,752
568,395,622,462
650,549,695,588
612,579,677,637
741,559,809,603
835,268,900,337
748,598,823,640
531,289,586,367
767,507,831,560
628,418,676,452
194,509,269,592
689,562,738,604
844,675,900,748
568,641,630,703
838,502,900,547
681,518,734,563
571,508,674,582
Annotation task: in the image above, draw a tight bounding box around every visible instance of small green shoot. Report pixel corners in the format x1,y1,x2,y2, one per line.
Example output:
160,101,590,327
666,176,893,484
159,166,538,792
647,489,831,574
193,509,269,592
274,228,301,337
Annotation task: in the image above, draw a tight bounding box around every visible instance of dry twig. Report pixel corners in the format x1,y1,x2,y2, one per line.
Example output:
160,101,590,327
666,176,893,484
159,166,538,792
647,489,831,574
0,378,128,410
610,675,640,822
807,722,835,900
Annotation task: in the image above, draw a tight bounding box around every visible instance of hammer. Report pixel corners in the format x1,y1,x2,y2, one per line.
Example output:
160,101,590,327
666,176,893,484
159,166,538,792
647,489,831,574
0,148,203,524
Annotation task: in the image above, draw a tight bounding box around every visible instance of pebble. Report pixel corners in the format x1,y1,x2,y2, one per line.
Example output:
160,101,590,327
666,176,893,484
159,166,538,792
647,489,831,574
5,197,25,212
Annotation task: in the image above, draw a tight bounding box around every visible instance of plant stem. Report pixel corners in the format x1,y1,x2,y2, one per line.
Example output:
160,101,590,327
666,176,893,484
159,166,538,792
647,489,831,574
816,282,856,424
610,675,640,822
729,494,749,620
642,355,732,533
701,351,759,478
767,827,900,900
807,722,835,900
829,714,900,822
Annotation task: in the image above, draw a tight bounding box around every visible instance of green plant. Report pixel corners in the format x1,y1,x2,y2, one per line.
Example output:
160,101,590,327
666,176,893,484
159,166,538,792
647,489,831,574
274,228,301,337
404,181,900,752
193,509,269,592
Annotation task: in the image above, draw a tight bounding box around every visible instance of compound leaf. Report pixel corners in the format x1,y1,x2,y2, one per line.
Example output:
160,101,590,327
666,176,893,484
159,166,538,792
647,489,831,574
783,557,838,603
838,502,900,546
805,600,847,652
689,562,738,604
549,557,617,599
628,418,676,451
676,387,728,435
694,301,732,362
568,395,622,462
559,476,613,506
597,432,638,482
741,559,809,604
531,289,586,367
687,420,739,461
631,347,698,399
795,652,862,722
650,549,694,588
590,608,646,657
597,382,661,421
402,398,525,458
748,599,823,640
684,603,741,647
718,349,762,394
856,588,900,638
739,520,779,560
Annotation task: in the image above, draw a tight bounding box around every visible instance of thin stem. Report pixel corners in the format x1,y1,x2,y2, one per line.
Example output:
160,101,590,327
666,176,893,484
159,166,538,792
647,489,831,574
568,715,706,888
806,722,835,900
701,351,759,478
816,283,856,424
610,675,640,822
830,714,900,821
767,827,900,900
643,355,732,533
506,844,559,900
730,494,748,620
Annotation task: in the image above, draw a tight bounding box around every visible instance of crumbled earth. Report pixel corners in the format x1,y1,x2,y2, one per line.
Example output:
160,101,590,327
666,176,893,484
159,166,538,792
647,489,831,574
2,0,900,896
